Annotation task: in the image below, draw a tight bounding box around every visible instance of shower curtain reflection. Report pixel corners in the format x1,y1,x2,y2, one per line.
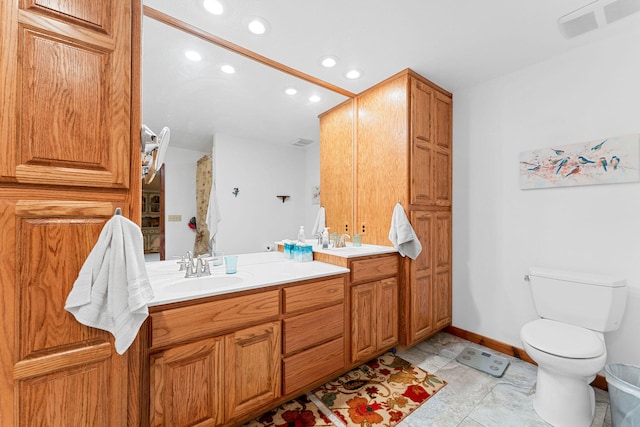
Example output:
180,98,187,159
194,155,212,256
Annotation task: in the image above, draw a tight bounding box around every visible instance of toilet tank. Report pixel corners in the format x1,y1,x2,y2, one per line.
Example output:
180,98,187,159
528,267,627,332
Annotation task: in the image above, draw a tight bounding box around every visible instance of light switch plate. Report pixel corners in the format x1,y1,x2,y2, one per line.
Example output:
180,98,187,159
168,214,182,222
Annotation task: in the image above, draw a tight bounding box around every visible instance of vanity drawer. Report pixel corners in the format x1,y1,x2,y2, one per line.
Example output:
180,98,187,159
150,290,280,349
282,337,344,395
350,255,398,284
282,277,344,314
283,304,344,355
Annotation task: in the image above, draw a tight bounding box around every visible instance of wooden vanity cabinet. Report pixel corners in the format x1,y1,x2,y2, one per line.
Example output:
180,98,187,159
0,0,139,425
319,69,453,348
281,277,346,395
148,292,281,427
349,255,399,364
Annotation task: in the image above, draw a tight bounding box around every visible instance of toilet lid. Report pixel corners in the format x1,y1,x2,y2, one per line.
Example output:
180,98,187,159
522,319,604,359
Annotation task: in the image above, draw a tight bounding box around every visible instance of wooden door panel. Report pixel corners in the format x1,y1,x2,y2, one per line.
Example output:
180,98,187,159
411,79,432,143
23,0,112,32
16,201,121,357
150,337,224,427
1,0,131,188
411,142,432,205
351,283,376,363
411,212,432,273
225,321,281,421
410,273,433,342
434,270,452,329
434,212,452,269
434,92,452,150
376,278,399,349
433,148,451,206
18,358,114,427
3,200,128,427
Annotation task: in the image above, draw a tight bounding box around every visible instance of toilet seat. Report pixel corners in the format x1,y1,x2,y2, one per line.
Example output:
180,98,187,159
521,319,604,359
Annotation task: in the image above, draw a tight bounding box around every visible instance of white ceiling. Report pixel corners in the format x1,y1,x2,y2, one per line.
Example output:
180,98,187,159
142,0,640,152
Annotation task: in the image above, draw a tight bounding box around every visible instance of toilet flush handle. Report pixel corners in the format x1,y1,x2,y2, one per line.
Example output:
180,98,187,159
524,274,530,282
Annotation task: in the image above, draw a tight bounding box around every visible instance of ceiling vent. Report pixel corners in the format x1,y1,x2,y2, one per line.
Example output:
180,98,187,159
558,0,640,38
290,138,314,148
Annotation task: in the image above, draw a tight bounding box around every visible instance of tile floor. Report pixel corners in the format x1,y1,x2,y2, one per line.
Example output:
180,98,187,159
392,332,612,427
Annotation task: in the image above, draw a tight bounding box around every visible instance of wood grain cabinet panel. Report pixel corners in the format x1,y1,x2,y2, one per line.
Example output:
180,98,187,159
350,255,398,284
320,99,355,235
3,201,129,427
150,337,225,427
225,321,281,422
351,277,398,364
1,0,131,188
319,69,452,352
283,304,344,355
150,290,280,349
282,277,344,314
283,337,344,395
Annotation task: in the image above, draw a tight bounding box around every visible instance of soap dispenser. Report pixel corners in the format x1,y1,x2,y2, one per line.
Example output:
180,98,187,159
322,227,330,249
297,226,305,244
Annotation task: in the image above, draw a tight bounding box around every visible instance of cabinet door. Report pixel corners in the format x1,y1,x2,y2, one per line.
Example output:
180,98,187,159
320,99,355,234
376,277,399,350
0,0,131,188
150,337,225,427
225,321,281,421
411,79,433,205
433,212,452,328
2,200,129,427
351,283,376,363
407,211,434,344
433,92,452,206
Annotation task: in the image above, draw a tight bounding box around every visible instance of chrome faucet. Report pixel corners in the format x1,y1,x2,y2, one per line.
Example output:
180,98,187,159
336,234,351,248
184,255,211,278
177,250,193,271
312,232,323,245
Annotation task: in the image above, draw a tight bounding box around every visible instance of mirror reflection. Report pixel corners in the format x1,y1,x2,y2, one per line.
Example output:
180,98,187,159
141,10,349,260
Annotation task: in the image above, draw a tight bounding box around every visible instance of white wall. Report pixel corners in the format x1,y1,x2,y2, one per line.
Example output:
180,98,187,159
214,134,317,255
453,26,640,364
163,146,209,259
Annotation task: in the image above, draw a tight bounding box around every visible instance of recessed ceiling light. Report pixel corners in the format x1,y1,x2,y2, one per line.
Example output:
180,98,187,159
320,56,338,68
309,95,321,103
346,69,362,79
247,17,269,35
285,88,297,95
221,64,235,74
203,0,224,15
185,50,202,61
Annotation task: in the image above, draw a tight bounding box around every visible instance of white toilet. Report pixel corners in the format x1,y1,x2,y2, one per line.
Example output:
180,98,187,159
521,267,627,427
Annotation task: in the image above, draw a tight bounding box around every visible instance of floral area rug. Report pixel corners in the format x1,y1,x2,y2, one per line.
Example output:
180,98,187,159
243,352,446,427
242,394,334,427
313,352,446,426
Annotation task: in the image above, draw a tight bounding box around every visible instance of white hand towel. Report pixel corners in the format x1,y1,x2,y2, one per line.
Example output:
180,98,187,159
388,203,422,260
65,215,154,354
311,206,326,236
206,181,221,241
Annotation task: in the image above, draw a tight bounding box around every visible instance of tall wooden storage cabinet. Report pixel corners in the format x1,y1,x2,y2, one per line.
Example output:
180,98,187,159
320,69,452,347
0,1,139,426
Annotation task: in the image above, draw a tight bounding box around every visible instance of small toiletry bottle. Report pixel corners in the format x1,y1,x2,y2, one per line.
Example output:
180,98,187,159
297,226,305,244
322,227,329,249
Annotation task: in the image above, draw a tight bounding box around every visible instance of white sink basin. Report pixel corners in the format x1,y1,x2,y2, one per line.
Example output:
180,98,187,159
157,272,252,295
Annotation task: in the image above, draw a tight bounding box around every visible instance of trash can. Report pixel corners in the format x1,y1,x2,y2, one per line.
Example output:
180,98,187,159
605,363,640,427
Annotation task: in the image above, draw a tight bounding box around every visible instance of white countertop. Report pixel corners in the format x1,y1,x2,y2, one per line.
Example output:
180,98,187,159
146,251,350,306
278,240,398,258
311,243,397,258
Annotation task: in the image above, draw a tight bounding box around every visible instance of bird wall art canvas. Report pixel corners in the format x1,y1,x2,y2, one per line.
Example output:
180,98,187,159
519,133,640,189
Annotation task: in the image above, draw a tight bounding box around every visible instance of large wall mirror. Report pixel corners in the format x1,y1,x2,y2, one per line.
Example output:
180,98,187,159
141,2,352,260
